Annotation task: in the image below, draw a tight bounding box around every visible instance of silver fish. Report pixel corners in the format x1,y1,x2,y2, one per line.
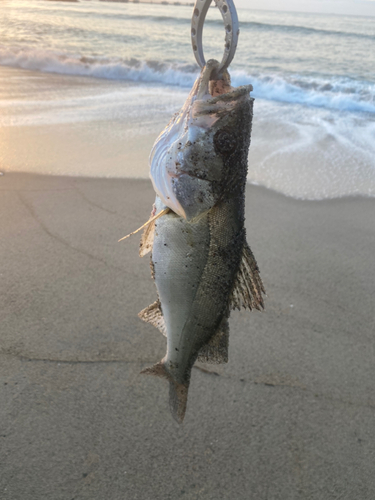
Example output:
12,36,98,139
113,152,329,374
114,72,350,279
139,59,265,423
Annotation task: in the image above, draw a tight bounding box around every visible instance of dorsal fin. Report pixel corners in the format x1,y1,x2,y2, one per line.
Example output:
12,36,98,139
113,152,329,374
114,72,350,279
230,242,266,311
138,300,167,336
197,317,229,364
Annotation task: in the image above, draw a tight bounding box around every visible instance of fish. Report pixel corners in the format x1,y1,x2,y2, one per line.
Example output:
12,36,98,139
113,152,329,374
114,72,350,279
138,59,265,423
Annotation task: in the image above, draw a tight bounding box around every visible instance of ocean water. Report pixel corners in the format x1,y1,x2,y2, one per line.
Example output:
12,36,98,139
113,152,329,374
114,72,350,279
1,0,375,199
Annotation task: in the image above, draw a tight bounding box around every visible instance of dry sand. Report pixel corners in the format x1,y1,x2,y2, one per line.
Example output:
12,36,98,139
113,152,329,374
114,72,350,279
1,171,375,499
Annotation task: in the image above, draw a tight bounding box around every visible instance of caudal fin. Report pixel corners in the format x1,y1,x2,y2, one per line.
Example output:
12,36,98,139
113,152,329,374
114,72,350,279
141,361,189,423
168,379,189,424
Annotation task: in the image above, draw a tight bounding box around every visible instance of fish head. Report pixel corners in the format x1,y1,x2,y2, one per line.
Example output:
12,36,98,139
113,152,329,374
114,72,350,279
149,60,253,220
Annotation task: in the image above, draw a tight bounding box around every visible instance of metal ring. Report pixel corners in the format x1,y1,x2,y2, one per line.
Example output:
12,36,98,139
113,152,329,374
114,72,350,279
191,0,239,76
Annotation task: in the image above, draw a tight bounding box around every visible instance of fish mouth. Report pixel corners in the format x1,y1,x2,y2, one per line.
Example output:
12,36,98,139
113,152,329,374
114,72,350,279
149,60,253,219
192,59,253,124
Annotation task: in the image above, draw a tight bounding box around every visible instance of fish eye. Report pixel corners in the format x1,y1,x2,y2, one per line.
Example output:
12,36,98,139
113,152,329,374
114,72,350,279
213,129,237,155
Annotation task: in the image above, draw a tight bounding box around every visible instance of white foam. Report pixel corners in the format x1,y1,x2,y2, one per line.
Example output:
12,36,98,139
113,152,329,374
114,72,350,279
0,47,197,88
1,47,374,200
1,46,374,114
0,84,186,128
247,100,375,199
231,71,375,114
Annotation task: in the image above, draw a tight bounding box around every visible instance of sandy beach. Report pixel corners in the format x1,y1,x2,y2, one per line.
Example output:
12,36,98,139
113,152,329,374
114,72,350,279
1,171,375,499
1,5,375,494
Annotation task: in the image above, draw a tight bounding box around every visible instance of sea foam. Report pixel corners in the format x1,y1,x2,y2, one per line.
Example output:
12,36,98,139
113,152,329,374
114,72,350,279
1,47,374,115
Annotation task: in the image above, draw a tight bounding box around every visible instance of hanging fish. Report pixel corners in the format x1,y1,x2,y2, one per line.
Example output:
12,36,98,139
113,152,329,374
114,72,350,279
137,59,265,423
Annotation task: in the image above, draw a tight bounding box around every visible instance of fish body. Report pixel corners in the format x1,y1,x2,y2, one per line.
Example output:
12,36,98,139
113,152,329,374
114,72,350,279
139,60,265,422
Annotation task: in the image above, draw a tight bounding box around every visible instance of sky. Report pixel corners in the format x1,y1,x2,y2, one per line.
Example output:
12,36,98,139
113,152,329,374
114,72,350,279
235,0,375,16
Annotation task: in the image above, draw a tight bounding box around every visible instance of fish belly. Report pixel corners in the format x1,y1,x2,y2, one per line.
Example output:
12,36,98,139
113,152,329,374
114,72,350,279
152,195,244,385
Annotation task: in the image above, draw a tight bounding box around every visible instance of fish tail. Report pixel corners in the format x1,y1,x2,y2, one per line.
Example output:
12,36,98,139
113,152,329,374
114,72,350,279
140,361,189,423
168,379,189,424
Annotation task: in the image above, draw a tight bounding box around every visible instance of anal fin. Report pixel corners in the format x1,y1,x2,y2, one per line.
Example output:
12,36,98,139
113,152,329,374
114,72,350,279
197,317,229,364
230,242,266,311
138,300,167,336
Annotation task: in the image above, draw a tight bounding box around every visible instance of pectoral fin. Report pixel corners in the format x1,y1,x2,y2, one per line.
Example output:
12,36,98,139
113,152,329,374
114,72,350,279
197,317,229,364
138,300,167,336
118,206,169,245
139,220,155,257
230,242,266,311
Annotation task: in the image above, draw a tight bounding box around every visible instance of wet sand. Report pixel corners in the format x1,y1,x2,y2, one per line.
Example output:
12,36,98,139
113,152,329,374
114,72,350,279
3,64,374,201
0,65,168,179
1,172,375,499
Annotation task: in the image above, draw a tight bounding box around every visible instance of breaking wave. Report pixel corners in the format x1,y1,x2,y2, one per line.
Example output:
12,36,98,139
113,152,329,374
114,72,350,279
1,47,374,114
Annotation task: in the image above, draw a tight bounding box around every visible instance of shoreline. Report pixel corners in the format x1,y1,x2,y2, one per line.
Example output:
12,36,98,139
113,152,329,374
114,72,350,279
1,170,375,204
1,64,374,200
